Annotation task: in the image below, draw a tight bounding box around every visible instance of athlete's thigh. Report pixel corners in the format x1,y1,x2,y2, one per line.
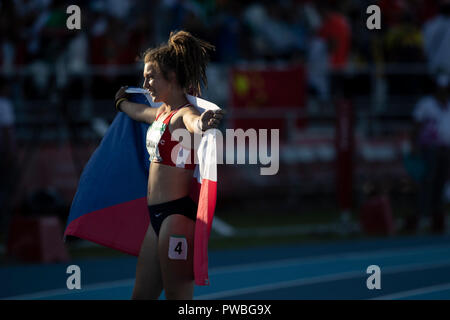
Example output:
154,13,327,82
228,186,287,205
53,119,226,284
158,214,195,296
132,224,163,300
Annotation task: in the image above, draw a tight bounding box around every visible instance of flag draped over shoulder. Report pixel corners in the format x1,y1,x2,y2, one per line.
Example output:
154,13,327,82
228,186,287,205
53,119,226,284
64,88,218,286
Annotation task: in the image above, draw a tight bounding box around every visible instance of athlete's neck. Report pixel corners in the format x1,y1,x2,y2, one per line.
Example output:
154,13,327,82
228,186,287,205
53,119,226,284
163,93,189,112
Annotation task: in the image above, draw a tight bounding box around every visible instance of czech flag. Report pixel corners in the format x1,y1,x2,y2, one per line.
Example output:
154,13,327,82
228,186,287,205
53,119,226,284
64,88,219,286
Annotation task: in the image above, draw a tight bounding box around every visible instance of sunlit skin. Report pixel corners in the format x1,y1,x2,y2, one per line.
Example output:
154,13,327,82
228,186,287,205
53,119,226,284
116,60,224,300
142,61,199,205
118,61,224,204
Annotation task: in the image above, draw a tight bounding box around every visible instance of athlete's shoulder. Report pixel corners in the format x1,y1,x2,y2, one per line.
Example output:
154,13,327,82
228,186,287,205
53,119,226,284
154,104,166,117
180,104,200,116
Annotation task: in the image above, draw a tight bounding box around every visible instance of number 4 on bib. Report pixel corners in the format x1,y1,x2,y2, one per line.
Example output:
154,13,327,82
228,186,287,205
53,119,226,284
174,242,183,254
169,236,188,260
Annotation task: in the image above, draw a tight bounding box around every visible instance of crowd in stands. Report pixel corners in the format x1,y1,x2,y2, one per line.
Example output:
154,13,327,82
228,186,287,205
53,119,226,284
0,0,447,77
0,0,448,109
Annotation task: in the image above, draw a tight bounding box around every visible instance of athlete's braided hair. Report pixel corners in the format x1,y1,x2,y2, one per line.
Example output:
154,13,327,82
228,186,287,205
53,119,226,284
143,30,215,96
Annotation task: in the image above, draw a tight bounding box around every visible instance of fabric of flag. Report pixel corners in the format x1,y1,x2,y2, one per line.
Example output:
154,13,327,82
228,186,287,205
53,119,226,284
64,88,219,286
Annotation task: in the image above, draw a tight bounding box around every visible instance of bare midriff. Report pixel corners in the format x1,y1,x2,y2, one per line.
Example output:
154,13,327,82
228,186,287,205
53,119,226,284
147,162,194,205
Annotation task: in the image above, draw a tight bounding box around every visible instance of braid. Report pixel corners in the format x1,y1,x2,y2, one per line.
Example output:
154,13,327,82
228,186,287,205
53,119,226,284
143,30,215,96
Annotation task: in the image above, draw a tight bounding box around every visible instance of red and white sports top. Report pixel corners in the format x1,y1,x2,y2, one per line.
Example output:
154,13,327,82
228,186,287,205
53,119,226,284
146,103,196,170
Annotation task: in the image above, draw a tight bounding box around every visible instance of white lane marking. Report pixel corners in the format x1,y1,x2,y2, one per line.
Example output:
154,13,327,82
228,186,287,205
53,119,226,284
2,279,135,300
372,282,450,300
209,243,450,274
4,243,450,300
212,217,236,236
195,259,450,300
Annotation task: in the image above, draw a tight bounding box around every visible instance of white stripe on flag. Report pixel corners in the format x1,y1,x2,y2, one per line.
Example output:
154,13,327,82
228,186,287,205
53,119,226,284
198,130,217,182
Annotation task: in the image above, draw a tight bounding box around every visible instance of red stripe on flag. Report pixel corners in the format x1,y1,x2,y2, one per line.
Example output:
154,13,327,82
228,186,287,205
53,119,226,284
64,197,149,256
65,178,217,286
194,179,217,286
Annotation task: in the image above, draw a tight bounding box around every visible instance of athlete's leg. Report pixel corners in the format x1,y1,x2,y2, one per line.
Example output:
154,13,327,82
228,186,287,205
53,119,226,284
132,224,163,300
158,214,195,300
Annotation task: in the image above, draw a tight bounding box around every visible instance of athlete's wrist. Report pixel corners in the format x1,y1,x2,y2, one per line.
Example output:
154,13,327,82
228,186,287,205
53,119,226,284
196,117,203,132
114,86,129,112
115,98,127,112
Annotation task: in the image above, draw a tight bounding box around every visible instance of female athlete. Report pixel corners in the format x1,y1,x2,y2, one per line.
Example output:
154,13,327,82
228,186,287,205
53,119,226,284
114,30,223,300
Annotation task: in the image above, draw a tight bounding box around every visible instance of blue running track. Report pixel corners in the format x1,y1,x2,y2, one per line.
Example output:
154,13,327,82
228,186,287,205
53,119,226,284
2,235,450,300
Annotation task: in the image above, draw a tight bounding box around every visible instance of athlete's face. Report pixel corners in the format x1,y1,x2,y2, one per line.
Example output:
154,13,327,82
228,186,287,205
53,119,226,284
142,61,172,103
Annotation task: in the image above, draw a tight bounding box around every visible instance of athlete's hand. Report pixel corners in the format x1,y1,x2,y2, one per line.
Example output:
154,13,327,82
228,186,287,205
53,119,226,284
199,109,225,130
115,86,129,111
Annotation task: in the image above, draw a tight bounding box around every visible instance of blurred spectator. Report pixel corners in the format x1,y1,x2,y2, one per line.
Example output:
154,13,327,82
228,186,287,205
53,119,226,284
0,78,17,242
422,0,450,74
89,14,143,66
378,0,409,28
210,1,245,63
409,74,450,233
373,1,425,100
302,3,329,106
159,0,207,43
310,0,352,107
65,31,88,75
346,0,374,67
182,6,211,47
316,1,351,71
382,9,423,64
306,36,330,104
104,0,134,20
0,0,19,74
243,1,305,61
88,2,150,98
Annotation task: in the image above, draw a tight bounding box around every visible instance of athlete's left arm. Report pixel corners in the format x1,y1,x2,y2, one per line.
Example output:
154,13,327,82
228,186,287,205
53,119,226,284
183,107,225,134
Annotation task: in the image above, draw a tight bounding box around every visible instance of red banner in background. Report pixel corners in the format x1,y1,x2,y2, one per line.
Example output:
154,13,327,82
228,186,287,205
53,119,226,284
230,64,307,140
231,64,306,108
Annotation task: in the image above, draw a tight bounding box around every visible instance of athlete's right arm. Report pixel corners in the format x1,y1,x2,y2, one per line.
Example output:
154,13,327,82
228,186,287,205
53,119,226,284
118,100,159,124
114,86,158,124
